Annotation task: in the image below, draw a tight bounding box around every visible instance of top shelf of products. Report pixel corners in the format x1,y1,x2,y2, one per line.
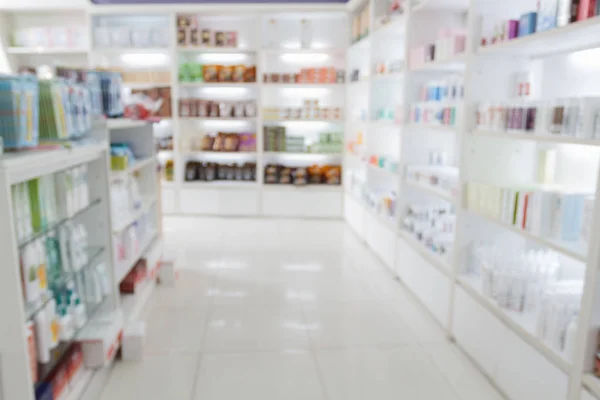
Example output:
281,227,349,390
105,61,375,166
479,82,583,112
0,142,107,185
478,16,600,58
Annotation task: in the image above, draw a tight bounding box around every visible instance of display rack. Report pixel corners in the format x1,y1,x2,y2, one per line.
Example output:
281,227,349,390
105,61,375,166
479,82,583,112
0,124,118,400
3,1,600,400
0,7,346,219
342,1,600,400
108,121,162,326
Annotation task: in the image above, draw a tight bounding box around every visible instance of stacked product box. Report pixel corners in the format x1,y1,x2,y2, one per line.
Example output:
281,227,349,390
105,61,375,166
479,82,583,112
121,70,171,84
179,99,257,119
465,182,594,246
285,136,305,152
409,28,466,68
264,126,287,151
176,15,238,48
263,68,345,84
405,165,459,198
14,26,87,49
408,76,464,127
309,132,343,153
481,0,600,46
179,63,256,83
263,99,343,121
351,5,370,43
402,203,456,259
476,97,600,139
184,161,256,182
264,164,342,185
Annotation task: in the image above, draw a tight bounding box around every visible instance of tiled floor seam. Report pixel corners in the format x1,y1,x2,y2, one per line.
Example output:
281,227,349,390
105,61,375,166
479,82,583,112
188,353,204,400
300,309,332,400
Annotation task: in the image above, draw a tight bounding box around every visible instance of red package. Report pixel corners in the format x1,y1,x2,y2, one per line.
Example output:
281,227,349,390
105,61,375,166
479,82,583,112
50,364,69,400
67,344,84,385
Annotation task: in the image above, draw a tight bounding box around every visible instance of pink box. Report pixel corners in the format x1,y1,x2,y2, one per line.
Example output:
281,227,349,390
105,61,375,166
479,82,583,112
410,46,426,69
451,35,466,54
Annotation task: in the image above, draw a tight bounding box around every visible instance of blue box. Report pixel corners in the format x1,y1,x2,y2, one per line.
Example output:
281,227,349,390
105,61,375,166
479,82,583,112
519,12,538,37
537,0,558,31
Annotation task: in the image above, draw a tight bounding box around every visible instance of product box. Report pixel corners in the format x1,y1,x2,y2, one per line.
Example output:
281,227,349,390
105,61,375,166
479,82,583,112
506,20,520,40
519,12,538,37
120,260,148,294
35,383,54,400
122,321,146,361
26,322,38,384
425,44,436,62
66,344,84,390
577,0,593,19
537,0,559,31
352,16,360,41
158,257,178,286
361,7,370,37
77,311,124,369
144,238,163,280
49,363,70,400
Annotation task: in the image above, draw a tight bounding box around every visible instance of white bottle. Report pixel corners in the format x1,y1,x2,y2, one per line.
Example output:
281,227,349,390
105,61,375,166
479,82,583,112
22,245,40,304
68,224,79,272
80,165,90,207
93,266,104,303
45,299,59,349
58,306,74,341
73,297,87,329
65,170,75,217
79,224,89,266
34,309,51,363
564,316,578,361
96,263,112,296
266,19,278,48
300,19,312,49
36,239,48,293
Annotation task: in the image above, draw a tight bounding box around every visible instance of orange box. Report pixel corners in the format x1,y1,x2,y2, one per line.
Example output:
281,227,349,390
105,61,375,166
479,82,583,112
67,344,84,387
50,364,69,400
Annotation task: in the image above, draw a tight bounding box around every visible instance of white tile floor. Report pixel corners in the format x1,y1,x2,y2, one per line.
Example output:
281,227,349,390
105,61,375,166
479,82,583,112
99,217,505,400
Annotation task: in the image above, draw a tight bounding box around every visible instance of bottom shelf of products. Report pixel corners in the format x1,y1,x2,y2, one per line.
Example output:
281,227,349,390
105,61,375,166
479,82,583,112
452,285,570,400
395,233,453,327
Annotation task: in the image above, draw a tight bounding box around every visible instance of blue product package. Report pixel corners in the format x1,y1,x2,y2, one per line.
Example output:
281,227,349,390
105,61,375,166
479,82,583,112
0,75,39,149
537,0,559,32
35,382,54,400
519,12,538,37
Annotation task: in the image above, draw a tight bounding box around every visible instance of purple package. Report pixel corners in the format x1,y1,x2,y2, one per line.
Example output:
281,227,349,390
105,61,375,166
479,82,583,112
507,108,515,130
507,20,519,40
514,107,524,130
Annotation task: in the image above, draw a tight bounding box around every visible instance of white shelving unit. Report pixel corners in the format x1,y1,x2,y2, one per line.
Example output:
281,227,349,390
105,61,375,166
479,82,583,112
343,1,600,400
0,6,347,219
108,121,162,327
0,123,119,400
2,1,600,400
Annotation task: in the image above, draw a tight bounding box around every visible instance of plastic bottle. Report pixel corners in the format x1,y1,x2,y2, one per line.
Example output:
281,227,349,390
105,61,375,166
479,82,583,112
96,263,112,296
22,244,39,304
36,239,48,293
564,316,578,361
73,297,87,329
300,19,312,49
45,299,59,349
34,309,51,363
79,224,89,266
58,306,74,341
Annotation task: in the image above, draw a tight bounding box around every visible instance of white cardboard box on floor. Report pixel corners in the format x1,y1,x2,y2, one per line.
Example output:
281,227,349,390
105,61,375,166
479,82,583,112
76,310,124,369
158,252,177,286
121,321,145,361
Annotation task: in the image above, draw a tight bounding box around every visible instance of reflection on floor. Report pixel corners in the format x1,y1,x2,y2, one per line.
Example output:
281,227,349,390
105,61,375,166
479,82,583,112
99,216,505,400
